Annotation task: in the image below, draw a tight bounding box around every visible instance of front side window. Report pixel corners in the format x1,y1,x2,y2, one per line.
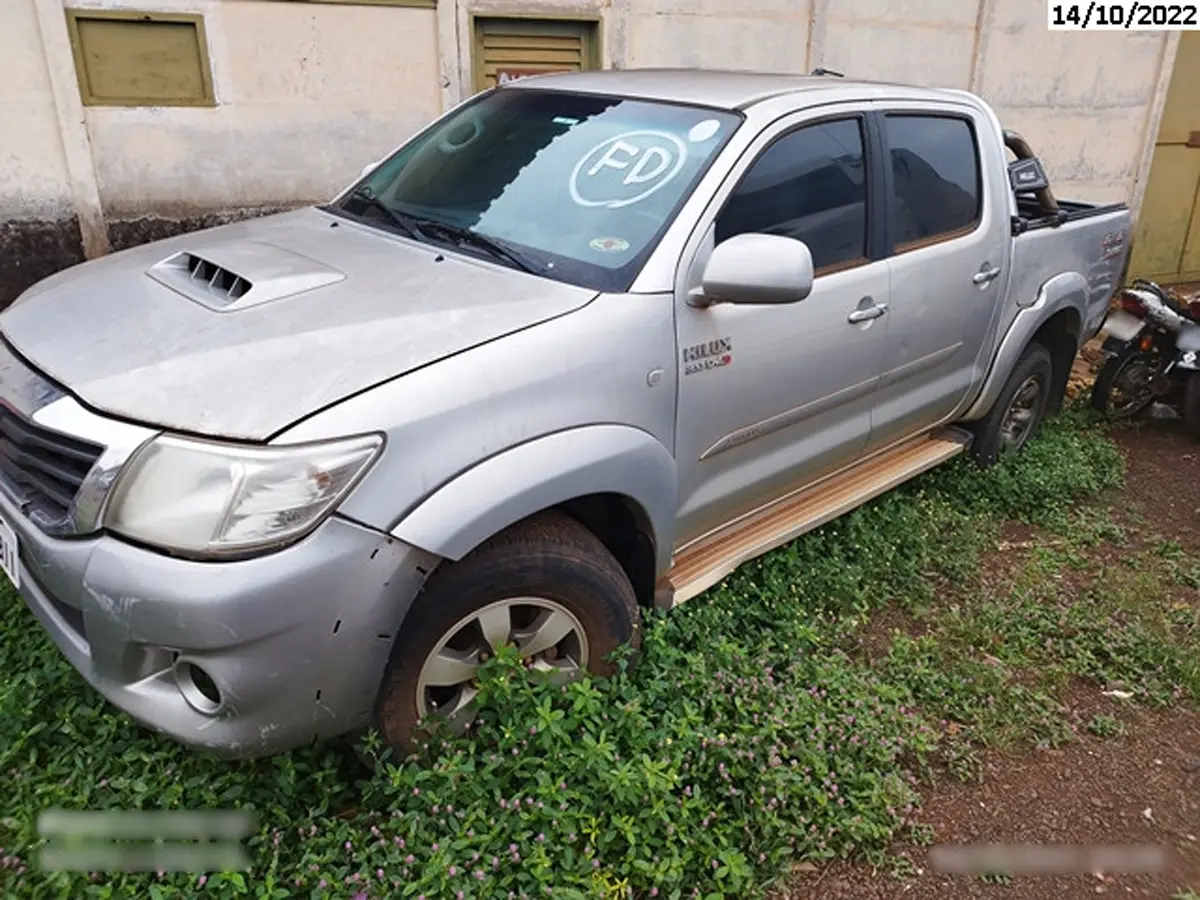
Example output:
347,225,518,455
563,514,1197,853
885,114,982,250
715,118,868,273
331,89,741,292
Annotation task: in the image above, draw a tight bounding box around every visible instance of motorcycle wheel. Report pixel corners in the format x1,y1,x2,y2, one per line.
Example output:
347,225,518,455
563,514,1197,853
1090,350,1159,420
1184,373,1200,442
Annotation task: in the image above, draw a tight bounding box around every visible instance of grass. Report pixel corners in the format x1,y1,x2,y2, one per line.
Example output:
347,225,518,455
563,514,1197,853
0,403,1194,899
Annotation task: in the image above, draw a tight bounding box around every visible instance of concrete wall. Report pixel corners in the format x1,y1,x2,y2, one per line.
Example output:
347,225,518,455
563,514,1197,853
459,0,1171,205
0,0,442,305
79,0,442,221
626,0,812,72
819,0,981,90
0,0,1179,306
974,0,1168,204
0,0,84,305
1,0,74,221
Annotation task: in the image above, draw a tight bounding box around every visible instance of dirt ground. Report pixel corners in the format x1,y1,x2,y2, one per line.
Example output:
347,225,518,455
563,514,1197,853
786,353,1200,900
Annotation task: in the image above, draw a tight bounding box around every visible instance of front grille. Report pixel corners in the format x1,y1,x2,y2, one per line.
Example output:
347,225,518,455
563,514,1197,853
0,403,105,526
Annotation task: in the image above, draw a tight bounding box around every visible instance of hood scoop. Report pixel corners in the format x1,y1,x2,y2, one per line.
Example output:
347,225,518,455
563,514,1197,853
146,241,345,312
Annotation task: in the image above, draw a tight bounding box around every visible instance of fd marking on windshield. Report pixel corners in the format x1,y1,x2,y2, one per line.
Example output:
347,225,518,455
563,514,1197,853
682,337,733,376
570,131,688,209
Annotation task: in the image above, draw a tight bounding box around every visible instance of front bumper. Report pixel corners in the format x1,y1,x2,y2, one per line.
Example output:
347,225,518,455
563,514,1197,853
10,487,435,759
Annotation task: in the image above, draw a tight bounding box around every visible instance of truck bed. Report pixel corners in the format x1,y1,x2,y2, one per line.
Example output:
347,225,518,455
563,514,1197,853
1014,196,1129,233
1007,199,1132,347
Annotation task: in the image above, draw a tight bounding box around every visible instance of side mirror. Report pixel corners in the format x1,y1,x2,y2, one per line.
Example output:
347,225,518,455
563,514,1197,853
690,233,815,307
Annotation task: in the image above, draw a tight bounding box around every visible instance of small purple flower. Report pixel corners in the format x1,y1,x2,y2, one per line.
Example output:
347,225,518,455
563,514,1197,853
406,855,415,864
197,875,207,887
448,866,457,877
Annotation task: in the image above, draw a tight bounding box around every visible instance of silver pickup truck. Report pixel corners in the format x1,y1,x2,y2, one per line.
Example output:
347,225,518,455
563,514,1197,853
0,69,1131,759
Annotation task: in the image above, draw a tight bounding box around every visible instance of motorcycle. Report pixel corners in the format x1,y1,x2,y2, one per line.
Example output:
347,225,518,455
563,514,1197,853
1090,278,1200,440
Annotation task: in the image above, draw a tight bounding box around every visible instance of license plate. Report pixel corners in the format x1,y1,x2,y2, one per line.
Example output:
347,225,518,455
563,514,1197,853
0,514,19,590
1103,308,1145,342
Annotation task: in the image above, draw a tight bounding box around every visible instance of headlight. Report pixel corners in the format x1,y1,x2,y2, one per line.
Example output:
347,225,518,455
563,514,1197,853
103,433,383,557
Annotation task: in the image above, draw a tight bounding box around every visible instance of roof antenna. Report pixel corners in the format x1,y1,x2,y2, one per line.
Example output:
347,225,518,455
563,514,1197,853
811,67,844,77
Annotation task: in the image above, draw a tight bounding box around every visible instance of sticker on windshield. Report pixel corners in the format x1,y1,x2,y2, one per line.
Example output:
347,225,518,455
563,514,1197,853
688,119,722,143
589,236,631,253
570,131,688,209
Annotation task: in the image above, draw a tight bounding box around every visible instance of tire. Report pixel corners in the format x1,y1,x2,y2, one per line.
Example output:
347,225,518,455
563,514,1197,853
373,509,641,755
968,342,1054,467
1090,350,1158,421
1185,373,1200,443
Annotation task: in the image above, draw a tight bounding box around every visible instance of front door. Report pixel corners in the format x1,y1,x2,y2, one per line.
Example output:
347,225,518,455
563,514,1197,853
865,106,1012,455
1129,31,1200,285
673,111,889,548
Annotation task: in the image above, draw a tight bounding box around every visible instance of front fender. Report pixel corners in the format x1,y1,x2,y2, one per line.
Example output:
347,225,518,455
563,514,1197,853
390,425,678,574
963,272,1087,421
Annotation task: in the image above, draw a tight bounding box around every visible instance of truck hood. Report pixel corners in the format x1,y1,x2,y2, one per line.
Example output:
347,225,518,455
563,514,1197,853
0,208,598,440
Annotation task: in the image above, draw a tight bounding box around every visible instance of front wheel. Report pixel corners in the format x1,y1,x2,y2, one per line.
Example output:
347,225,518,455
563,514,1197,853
373,510,641,755
1090,348,1159,421
968,342,1054,467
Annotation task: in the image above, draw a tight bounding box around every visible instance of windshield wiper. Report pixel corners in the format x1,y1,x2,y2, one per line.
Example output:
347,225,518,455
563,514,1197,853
347,188,428,242
415,220,548,277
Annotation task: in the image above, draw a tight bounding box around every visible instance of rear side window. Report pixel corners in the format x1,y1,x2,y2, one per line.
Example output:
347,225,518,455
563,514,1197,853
715,118,868,273
885,115,981,250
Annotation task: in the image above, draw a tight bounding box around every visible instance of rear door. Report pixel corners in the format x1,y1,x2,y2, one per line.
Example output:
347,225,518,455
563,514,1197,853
864,104,1012,456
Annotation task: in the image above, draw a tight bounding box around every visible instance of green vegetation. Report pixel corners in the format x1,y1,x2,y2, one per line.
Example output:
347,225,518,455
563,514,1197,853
1,406,1194,900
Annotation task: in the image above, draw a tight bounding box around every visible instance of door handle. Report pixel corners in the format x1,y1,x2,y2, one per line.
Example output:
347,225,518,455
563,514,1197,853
848,303,888,324
973,266,1002,285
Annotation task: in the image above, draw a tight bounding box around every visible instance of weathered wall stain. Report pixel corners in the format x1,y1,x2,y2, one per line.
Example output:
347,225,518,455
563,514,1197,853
0,219,85,312
0,206,296,312
105,206,297,253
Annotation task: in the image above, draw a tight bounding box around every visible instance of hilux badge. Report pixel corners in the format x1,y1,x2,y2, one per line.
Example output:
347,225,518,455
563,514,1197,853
682,338,733,376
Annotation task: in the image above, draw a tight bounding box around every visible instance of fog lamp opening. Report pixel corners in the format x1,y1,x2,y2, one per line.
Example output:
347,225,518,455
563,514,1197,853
175,660,224,715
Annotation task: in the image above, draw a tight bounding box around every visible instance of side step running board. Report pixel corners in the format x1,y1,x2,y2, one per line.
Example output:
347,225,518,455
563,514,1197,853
656,427,974,610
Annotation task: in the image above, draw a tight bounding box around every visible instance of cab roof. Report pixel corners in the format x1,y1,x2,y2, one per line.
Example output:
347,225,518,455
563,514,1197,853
503,67,972,112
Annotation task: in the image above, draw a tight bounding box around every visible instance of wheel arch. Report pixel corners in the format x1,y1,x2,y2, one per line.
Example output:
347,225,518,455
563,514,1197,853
963,273,1087,422
388,425,677,608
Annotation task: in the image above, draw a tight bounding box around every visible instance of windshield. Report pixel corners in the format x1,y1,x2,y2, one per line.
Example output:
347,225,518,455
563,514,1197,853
330,88,742,292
